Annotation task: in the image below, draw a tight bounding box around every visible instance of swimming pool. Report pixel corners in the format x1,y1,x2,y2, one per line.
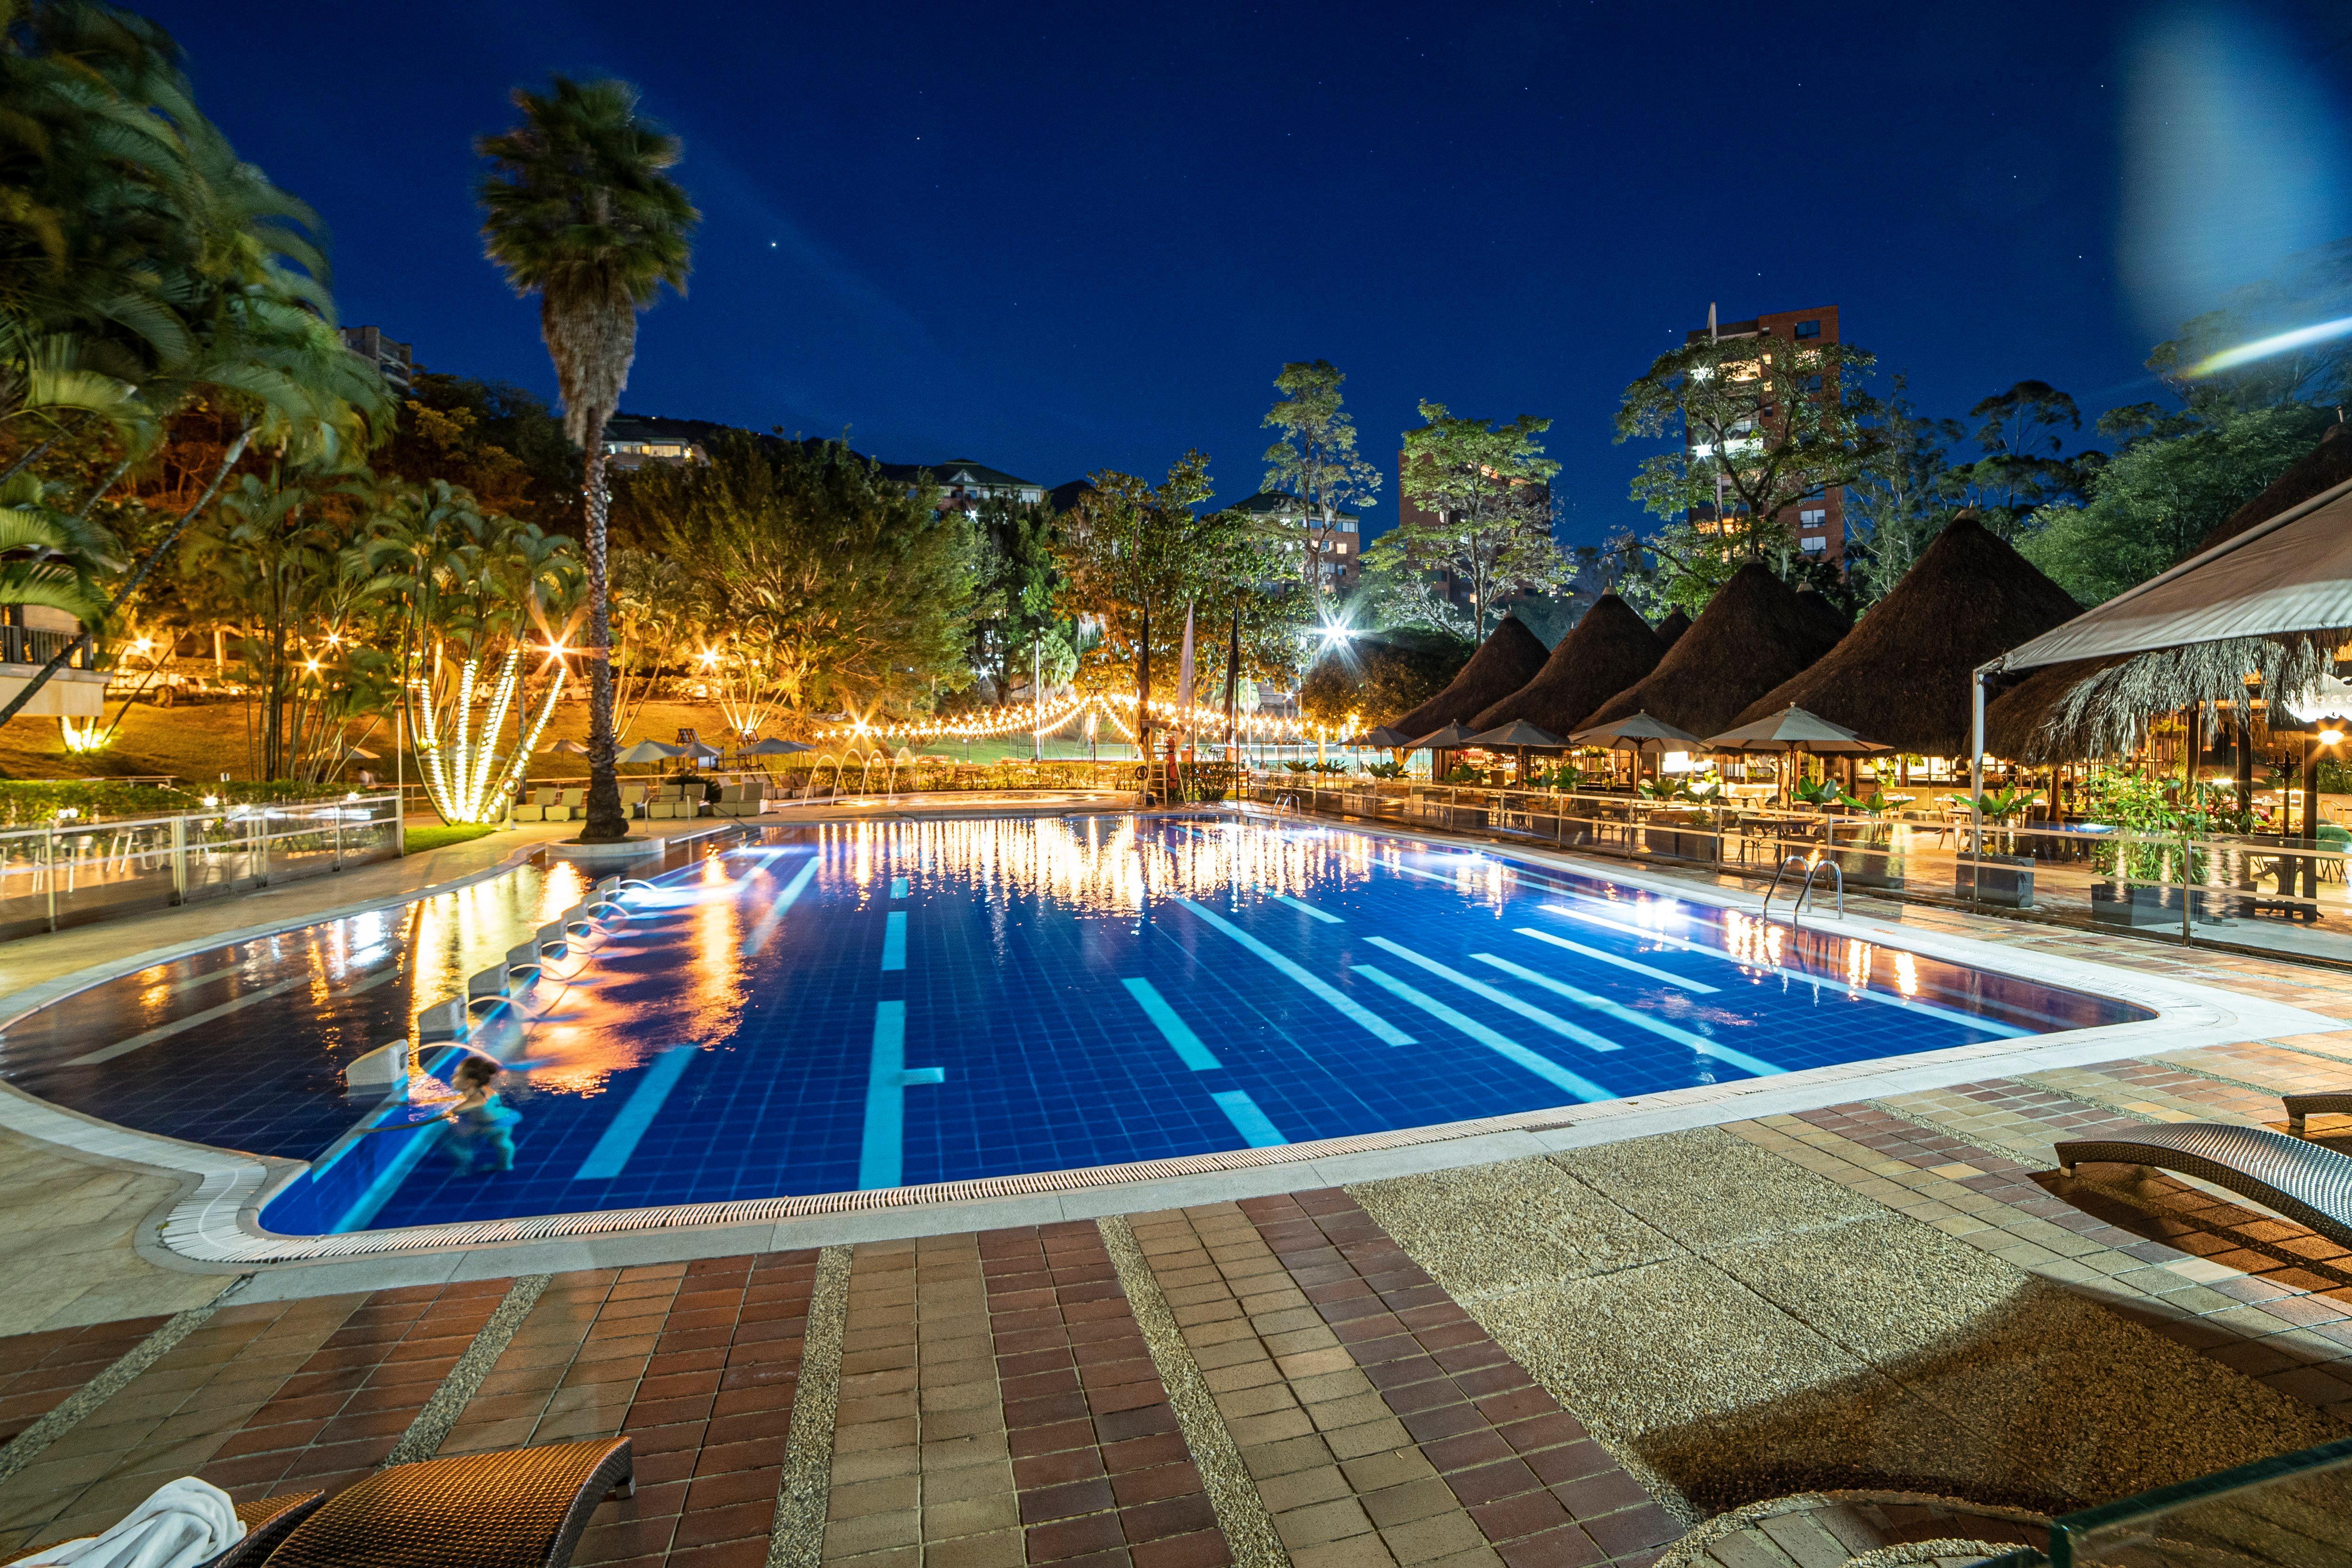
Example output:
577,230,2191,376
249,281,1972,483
0,812,2149,1237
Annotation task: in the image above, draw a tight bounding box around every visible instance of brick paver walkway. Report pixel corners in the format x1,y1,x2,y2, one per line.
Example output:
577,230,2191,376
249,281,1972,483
4,1030,2352,1565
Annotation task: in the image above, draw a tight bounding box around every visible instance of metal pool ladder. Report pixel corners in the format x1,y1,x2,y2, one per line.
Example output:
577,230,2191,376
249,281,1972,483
1762,852,1842,927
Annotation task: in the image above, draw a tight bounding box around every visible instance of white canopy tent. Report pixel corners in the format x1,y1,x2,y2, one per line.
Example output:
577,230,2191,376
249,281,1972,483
1969,473,2352,799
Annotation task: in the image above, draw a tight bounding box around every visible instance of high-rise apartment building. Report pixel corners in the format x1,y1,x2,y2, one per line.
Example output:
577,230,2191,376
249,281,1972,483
339,326,413,394
1683,304,1844,565
1227,491,1363,587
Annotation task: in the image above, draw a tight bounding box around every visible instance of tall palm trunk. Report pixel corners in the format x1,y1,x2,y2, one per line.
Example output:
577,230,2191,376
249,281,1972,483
579,411,628,840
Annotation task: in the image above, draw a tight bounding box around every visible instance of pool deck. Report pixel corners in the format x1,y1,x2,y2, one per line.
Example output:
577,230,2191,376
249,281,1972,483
0,812,2351,1564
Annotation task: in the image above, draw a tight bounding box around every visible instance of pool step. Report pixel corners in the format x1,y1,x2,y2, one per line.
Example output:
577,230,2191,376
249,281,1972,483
344,1039,408,1089
414,885,638,1046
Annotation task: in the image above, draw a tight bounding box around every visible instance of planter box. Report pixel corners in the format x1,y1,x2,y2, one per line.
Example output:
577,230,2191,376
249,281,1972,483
1832,846,1904,891
1642,827,1714,862
1955,853,2035,908
2091,883,2235,928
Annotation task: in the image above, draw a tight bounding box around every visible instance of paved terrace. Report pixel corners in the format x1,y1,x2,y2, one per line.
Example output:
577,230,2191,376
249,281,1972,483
0,821,2350,1564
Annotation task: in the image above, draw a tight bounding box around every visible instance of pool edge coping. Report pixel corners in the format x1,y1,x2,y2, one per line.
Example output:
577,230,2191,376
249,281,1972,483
1,805,2343,1282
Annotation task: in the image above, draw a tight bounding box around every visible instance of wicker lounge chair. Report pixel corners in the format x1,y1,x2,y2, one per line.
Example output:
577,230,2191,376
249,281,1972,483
0,1488,325,1568
2055,1122,2352,1248
2283,1093,2352,1139
262,1437,633,1568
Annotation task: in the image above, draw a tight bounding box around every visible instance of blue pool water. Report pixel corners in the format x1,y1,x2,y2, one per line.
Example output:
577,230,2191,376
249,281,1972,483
0,813,2148,1235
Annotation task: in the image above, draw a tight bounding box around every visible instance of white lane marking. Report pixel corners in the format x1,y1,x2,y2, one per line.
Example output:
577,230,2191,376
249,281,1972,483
1470,954,1783,1077
1512,927,1716,993
1274,895,1343,924
1350,965,1610,1102
572,1045,699,1181
1172,899,1413,1047
741,857,822,956
1360,937,1619,1052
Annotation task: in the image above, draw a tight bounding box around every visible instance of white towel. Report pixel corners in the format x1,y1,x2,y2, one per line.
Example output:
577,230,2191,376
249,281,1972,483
15,1477,246,1568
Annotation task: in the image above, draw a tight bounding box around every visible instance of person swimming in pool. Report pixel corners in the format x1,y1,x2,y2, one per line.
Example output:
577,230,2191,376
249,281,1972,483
439,1056,517,1175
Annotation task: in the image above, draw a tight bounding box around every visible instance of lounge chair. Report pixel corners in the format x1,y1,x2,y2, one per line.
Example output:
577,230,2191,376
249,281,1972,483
1,1488,325,1568
262,1437,631,1568
7,1438,632,1568
2284,1093,2352,1139
2055,1123,2352,1248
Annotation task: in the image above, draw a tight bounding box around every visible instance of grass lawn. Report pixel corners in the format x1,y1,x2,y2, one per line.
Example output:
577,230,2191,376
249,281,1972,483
402,822,502,854
0,696,1156,782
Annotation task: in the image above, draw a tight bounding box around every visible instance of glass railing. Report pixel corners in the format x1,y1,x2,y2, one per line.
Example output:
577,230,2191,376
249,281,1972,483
1984,1434,2352,1566
0,794,403,939
1247,778,2352,967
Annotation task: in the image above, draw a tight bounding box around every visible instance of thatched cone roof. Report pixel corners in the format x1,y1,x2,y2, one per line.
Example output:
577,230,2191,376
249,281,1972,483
1468,594,1665,733
1582,563,1847,739
1792,589,1851,646
1982,656,2127,763
1725,514,2084,756
2197,423,2352,556
1391,615,1550,737
1653,609,1692,647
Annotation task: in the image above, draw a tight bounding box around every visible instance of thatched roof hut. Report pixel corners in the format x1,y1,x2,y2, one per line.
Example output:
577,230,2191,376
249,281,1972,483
1725,515,2083,756
1391,614,1550,737
1653,609,1692,647
1792,589,1851,646
1468,594,1665,733
1581,563,1847,739
1982,657,2126,763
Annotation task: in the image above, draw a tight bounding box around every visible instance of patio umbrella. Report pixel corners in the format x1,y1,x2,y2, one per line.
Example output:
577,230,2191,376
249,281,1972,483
1410,719,1483,781
1569,711,1705,788
335,743,380,760
1361,725,1416,749
1462,719,1564,785
539,737,589,756
1705,705,1889,805
741,737,810,756
616,739,685,780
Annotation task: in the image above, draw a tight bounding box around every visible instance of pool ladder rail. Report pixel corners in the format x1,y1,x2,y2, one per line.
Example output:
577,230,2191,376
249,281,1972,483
1761,852,1842,928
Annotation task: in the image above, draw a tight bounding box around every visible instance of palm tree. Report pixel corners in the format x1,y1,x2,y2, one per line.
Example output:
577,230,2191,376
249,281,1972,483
0,1,389,731
477,77,696,841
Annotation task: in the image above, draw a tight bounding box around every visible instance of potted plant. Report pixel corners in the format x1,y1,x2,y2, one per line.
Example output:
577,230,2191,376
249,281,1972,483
2081,768,2232,927
1954,787,2038,907
1829,787,1906,890
1634,776,1709,861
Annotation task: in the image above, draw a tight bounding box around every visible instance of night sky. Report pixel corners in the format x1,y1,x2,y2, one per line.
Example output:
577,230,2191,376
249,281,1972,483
148,1,2352,548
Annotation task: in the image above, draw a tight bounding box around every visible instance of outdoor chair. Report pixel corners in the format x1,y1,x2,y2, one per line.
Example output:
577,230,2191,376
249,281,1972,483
3,1438,635,1568
0,1488,326,1568
2056,1123,2352,1250
2285,1093,2352,1139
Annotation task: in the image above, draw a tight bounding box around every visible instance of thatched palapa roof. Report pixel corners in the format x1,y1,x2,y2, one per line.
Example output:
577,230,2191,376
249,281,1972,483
1653,609,1692,647
1581,563,1847,739
1791,589,1851,646
1726,515,2083,756
1982,657,2124,763
1468,594,1665,734
1391,615,1550,737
